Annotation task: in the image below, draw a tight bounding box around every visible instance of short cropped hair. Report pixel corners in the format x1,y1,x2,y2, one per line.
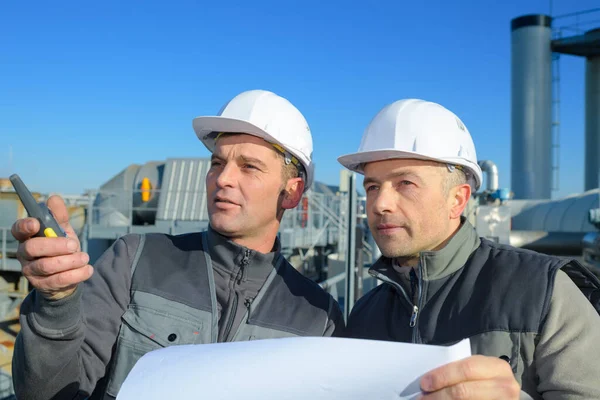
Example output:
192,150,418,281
442,166,468,195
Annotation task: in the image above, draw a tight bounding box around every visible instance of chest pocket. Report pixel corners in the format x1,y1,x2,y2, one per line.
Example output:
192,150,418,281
105,295,209,397
468,331,523,382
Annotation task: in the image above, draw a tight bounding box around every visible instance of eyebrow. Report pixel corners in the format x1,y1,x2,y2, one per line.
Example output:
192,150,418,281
211,153,268,169
363,170,424,187
240,155,268,169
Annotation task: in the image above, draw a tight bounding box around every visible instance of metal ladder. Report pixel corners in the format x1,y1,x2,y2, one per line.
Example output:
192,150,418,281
551,29,561,194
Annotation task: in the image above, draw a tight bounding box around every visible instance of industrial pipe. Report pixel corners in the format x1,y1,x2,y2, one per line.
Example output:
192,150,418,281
510,230,586,256
478,160,499,192
584,40,600,191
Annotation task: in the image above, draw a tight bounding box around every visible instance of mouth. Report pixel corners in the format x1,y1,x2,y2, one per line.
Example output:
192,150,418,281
376,223,404,235
214,196,240,207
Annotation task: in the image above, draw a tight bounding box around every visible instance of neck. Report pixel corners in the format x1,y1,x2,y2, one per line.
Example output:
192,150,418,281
394,255,420,268
218,221,280,254
432,218,462,252
394,218,463,268
231,235,277,254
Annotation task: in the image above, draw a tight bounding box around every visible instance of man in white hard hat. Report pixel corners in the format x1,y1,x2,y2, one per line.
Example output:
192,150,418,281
338,99,600,399
11,89,344,400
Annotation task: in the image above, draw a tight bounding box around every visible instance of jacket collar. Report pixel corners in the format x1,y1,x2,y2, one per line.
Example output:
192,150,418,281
206,225,280,280
370,218,481,281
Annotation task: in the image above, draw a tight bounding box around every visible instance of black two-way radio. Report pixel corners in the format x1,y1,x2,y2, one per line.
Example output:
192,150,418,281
9,174,66,238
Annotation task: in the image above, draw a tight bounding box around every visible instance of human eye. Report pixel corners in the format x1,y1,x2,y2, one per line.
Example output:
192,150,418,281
243,163,259,170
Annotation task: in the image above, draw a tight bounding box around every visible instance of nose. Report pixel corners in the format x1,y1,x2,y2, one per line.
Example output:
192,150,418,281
371,185,395,215
215,162,238,189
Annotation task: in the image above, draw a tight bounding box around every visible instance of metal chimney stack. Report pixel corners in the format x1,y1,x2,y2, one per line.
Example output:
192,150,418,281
511,11,600,198
510,15,553,200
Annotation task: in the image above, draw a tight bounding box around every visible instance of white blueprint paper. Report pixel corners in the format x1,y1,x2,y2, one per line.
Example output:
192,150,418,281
117,336,471,400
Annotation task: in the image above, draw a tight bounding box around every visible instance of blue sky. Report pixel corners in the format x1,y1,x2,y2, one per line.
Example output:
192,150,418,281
1,0,598,199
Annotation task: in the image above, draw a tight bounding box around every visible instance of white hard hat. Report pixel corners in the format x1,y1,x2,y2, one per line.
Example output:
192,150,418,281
337,99,483,191
193,89,314,192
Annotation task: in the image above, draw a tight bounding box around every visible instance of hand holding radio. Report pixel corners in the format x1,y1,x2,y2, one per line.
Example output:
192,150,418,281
9,175,93,301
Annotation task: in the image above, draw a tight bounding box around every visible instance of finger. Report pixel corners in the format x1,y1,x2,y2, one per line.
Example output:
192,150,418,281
419,377,520,400
26,265,94,293
47,195,78,239
23,252,90,277
17,237,80,261
11,218,41,242
421,355,513,392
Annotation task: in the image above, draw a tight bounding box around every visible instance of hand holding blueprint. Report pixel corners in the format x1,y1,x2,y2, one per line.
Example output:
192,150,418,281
117,336,471,400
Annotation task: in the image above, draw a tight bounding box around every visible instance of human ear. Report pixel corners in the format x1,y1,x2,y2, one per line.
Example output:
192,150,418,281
281,178,304,210
449,183,471,219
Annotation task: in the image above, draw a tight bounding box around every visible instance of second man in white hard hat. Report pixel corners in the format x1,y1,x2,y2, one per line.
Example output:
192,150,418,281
11,89,345,400
338,99,600,399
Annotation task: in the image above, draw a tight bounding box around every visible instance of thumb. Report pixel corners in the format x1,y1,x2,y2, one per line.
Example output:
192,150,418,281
47,195,78,239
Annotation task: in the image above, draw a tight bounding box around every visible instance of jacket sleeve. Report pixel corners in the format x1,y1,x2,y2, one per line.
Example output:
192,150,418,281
535,268,600,399
12,234,142,400
323,295,346,337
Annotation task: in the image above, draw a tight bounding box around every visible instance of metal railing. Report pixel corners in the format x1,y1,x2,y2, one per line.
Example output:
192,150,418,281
0,228,12,272
0,359,14,399
552,7,600,35
86,187,354,251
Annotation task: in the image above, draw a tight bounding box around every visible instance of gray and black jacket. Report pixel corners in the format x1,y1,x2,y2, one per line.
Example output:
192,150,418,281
13,227,344,400
345,220,600,399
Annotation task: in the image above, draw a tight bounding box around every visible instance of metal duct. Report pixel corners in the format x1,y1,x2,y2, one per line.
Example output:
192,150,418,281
478,160,499,192
510,230,586,256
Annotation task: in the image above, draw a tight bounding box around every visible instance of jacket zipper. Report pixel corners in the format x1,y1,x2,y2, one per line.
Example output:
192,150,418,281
239,250,250,283
411,261,424,343
370,271,413,311
222,293,238,341
223,249,251,341
371,265,423,344
409,268,418,328
409,305,419,328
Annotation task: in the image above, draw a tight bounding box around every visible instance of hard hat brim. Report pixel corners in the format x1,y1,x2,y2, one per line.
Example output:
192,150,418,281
193,116,284,154
338,149,482,190
338,149,451,172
